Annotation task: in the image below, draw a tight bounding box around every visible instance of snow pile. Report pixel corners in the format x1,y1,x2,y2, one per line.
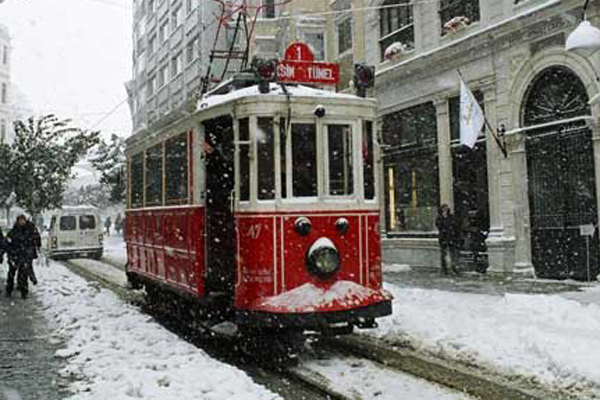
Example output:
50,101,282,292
197,83,361,111
36,263,280,400
259,281,383,312
384,263,412,273
371,284,600,395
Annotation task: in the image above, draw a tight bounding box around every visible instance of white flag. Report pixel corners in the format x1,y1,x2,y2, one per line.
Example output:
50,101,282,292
459,76,485,148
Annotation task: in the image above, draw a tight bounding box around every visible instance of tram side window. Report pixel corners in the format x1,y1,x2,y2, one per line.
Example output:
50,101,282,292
328,125,354,196
363,121,375,200
292,124,317,197
239,118,250,202
131,153,144,208
257,118,275,200
145,143,164,206
165,133,189,205
280,118,287,198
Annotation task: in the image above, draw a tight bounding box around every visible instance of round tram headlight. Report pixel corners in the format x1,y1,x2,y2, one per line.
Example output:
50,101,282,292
295,217,312,236
306,238,340,279
335,218,349,234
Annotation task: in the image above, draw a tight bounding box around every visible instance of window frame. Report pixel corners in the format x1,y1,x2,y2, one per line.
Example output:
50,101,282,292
379,0,414,60
336,17,353,56
324,123,356,198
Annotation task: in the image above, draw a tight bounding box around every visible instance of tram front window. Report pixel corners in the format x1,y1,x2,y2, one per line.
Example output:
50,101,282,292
292,124,317,197
328,125,353,196
257,118,275,200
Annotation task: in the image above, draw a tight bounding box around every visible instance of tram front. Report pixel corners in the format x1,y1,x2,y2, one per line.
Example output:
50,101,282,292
214,84,392,333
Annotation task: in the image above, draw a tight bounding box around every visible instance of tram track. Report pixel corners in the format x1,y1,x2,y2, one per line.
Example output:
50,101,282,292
57,257,560,400
57,258,349,400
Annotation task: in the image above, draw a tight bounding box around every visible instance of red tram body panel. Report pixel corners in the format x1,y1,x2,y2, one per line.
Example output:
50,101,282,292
125,81,392,333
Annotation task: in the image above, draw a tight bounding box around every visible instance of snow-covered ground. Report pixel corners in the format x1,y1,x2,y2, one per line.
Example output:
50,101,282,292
370,283,600,398
86,235,600,397
300,355,472,399
35,262,280,400
102,234,127,268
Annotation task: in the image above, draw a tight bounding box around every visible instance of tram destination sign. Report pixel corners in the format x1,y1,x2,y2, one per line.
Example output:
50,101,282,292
277,42,340,85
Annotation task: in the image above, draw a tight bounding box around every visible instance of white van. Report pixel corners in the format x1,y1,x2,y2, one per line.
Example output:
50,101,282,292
47,206,103,259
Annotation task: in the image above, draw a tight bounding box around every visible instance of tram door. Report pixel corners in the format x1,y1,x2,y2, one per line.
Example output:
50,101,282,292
203,116,236,294
526,122,600,281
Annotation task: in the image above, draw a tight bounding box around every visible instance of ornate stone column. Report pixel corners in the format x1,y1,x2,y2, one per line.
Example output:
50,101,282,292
434,97,453,209
504,131,535,276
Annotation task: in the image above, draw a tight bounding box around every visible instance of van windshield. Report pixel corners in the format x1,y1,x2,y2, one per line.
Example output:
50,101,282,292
59,216,76,231
79,215,96,230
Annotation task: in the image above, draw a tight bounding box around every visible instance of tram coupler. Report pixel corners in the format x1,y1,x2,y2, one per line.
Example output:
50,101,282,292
355,318,378,329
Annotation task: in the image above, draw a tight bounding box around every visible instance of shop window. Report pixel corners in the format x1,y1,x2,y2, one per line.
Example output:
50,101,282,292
145,143,164,206
238,118,250,202
165,133,188,204
130,153,144,208
292,124,317,197
383,102,439,233
328,125,353,196
379,0,414,60
257,118,275,200
363,121,375,200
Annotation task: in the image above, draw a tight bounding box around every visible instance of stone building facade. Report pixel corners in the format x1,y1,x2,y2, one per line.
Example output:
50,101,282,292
0,24,11,145
361,0,600,280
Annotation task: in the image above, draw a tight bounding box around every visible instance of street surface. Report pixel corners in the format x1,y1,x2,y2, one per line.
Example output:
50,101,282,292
0,260,67,400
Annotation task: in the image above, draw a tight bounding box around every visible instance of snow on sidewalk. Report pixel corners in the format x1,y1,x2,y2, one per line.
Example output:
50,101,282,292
36,262,280,400
369,284,600,398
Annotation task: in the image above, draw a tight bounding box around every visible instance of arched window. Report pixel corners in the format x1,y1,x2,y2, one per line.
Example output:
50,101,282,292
379,0,414,60
523,66,590,127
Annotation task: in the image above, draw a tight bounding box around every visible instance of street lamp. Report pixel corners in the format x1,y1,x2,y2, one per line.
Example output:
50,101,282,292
566,0,600,54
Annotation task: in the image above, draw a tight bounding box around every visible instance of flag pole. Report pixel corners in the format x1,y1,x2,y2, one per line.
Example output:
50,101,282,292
457,70,508,159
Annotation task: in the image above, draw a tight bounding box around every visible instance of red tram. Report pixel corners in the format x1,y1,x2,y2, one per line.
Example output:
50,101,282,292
124,74,392,335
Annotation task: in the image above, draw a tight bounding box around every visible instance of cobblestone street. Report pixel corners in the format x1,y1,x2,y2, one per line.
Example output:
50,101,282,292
0,269,66,400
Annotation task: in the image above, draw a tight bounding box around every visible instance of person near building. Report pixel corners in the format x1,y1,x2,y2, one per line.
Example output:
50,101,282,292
5,215,41,299
114,213,123,236
104,216,112,237
435,204,462,275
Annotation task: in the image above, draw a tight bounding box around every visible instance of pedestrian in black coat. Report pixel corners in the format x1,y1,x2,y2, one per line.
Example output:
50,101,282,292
435,204,461,275
5,215,41,299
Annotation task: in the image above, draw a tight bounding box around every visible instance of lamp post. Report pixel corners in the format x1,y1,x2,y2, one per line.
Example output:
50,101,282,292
566,0,600,53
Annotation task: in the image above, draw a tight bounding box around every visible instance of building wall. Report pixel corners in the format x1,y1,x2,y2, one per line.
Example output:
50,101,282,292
0,24,11,145
365,0,600,276
129,0,261,134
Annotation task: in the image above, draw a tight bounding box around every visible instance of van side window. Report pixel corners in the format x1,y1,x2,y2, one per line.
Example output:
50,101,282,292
79,215,96,230
60,216,76,231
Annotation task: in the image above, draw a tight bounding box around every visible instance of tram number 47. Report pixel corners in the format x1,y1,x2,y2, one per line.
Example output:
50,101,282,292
247,224,262,239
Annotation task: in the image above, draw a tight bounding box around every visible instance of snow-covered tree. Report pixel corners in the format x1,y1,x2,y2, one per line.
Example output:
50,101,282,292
90,134,126,204
0,143,14,221
10,115,100,218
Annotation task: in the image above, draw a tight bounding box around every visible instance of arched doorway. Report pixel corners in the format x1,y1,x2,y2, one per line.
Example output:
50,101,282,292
523,66,599,281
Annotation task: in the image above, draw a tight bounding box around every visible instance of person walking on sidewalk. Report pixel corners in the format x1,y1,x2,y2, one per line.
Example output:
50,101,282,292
436,204,462,275
104,216,112,237
5,215,41,299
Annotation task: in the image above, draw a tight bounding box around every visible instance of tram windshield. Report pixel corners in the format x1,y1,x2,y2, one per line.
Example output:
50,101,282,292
236,117,377,203
292,124,318,197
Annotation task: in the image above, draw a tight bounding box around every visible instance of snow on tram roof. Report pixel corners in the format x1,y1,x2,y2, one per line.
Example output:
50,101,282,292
197,83,368,111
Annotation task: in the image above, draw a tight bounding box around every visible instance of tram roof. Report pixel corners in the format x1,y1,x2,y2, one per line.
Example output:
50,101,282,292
196,83,374,112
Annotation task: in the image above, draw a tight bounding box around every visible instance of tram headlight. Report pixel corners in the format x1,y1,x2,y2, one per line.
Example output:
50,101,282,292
295,217,312,236
335,218,349,234
307,238,340,279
